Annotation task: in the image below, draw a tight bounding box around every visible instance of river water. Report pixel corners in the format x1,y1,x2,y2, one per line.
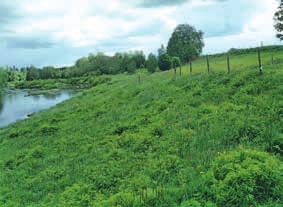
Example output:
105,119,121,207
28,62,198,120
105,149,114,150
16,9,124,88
0,89,78,127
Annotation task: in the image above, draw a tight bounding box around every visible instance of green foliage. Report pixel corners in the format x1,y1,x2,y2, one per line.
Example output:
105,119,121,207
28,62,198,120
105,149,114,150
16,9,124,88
127,60,137,74
274,3,283,40
227,45,283,56
158,44,167,57
88,76,112,87
0,69,8,86
0,57,282,206
172,56,181,68
26,66,40,81
167,24,204,63
40,66,57,79
190,148,283,206
15,75,112,90
158,53,172,71
181,199,201,207
132,50,146,69
58,50,146,79
146,53,158,73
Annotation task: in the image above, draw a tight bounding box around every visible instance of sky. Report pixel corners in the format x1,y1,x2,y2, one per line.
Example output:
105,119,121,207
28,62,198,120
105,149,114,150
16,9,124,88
0,0,280,68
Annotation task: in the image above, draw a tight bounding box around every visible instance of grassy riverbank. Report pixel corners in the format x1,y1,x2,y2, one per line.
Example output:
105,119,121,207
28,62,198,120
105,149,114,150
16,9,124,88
16,75,112,89
0,49,282,206
14,75,112,95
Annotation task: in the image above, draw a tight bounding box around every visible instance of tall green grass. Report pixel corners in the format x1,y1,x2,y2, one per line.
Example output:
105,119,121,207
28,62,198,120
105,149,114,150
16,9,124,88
0,48,282,206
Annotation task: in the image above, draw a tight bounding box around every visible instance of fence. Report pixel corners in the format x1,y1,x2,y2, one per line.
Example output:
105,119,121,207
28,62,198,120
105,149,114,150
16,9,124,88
135,47,283,83
184,48,271,76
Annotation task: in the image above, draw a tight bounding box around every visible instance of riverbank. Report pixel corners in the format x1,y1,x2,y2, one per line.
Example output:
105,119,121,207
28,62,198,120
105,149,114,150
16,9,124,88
15,75,112,89
10,75,112,96
0,65,282,206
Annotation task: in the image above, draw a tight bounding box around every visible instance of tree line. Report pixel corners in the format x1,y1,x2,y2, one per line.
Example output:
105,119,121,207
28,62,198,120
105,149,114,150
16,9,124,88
0,23,205,82
24,24,204,81
0,66,27,86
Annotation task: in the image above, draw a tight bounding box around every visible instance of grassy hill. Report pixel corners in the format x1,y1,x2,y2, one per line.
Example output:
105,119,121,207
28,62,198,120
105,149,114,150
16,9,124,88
0,47,282,206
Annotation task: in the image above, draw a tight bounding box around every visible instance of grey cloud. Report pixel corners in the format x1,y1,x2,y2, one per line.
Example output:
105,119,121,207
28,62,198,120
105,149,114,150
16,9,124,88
0,2,21,24
139,0,188,8
0,43,84,68
138,0,227,8
2,36,54,49
0,2,23,36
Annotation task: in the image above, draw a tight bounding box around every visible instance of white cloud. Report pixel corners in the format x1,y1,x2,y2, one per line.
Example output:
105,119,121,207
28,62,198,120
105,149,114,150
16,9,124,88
0,0,280,67
203,0,279,54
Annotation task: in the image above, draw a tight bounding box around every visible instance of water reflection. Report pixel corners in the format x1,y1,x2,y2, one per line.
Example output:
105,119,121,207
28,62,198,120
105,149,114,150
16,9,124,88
42,93,60,100
0,89,78,127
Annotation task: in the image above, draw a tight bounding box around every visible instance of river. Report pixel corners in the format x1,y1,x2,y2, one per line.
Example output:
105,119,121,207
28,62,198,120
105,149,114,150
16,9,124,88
0,89,78,127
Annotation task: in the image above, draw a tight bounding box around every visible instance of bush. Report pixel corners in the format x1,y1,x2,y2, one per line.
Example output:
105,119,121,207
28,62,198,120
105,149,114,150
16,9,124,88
193,147,283,206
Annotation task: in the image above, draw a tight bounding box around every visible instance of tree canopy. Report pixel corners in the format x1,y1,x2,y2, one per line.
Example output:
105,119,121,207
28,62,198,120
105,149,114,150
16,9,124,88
0,69,8,86
146,53,158,73
167,24,204,63
274,2,283,40
158,53,172,71
158,44,166,57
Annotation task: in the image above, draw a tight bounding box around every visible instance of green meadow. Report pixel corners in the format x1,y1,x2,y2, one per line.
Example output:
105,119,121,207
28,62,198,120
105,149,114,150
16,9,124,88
0,47,282,206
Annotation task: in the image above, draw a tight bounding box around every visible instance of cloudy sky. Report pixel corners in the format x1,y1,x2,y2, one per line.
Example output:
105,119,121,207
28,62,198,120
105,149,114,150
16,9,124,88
0,0,280,68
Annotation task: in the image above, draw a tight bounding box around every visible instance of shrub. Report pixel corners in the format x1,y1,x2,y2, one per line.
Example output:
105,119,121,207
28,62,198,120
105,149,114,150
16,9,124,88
193,147,283,206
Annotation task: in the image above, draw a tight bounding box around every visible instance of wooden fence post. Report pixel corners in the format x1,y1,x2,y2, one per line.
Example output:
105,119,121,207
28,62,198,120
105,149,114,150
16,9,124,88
272,54,274,65
179,65,182,76
258,48,262,74
227,53,230,75
174,68,176,80
190,61,192,74
206,55,210,73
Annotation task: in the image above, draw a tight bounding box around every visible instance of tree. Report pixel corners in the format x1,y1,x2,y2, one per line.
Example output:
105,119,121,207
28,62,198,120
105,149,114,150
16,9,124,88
40,66,55,79
158,53,172,71
132,51,146,69
0,69,8,86
274,2,283,40
127,60,137,74
158,44,166,57
146,53,158,73
75,57,89,69
167,24,204,63
26,65,40,81
172,57,181,69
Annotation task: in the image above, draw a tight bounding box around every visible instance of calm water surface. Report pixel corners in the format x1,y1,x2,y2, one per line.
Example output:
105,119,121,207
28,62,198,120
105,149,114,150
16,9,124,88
0,89,78,127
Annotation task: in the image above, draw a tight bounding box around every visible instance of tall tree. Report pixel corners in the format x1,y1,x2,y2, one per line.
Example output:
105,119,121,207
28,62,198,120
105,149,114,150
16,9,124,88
167,24,204,63
132,51,146,69
158,44,166,57
146,53,158,73
26,65,40,81
0,69,8,86
274,1,283,40
127,60,137,74
40,66,55,79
